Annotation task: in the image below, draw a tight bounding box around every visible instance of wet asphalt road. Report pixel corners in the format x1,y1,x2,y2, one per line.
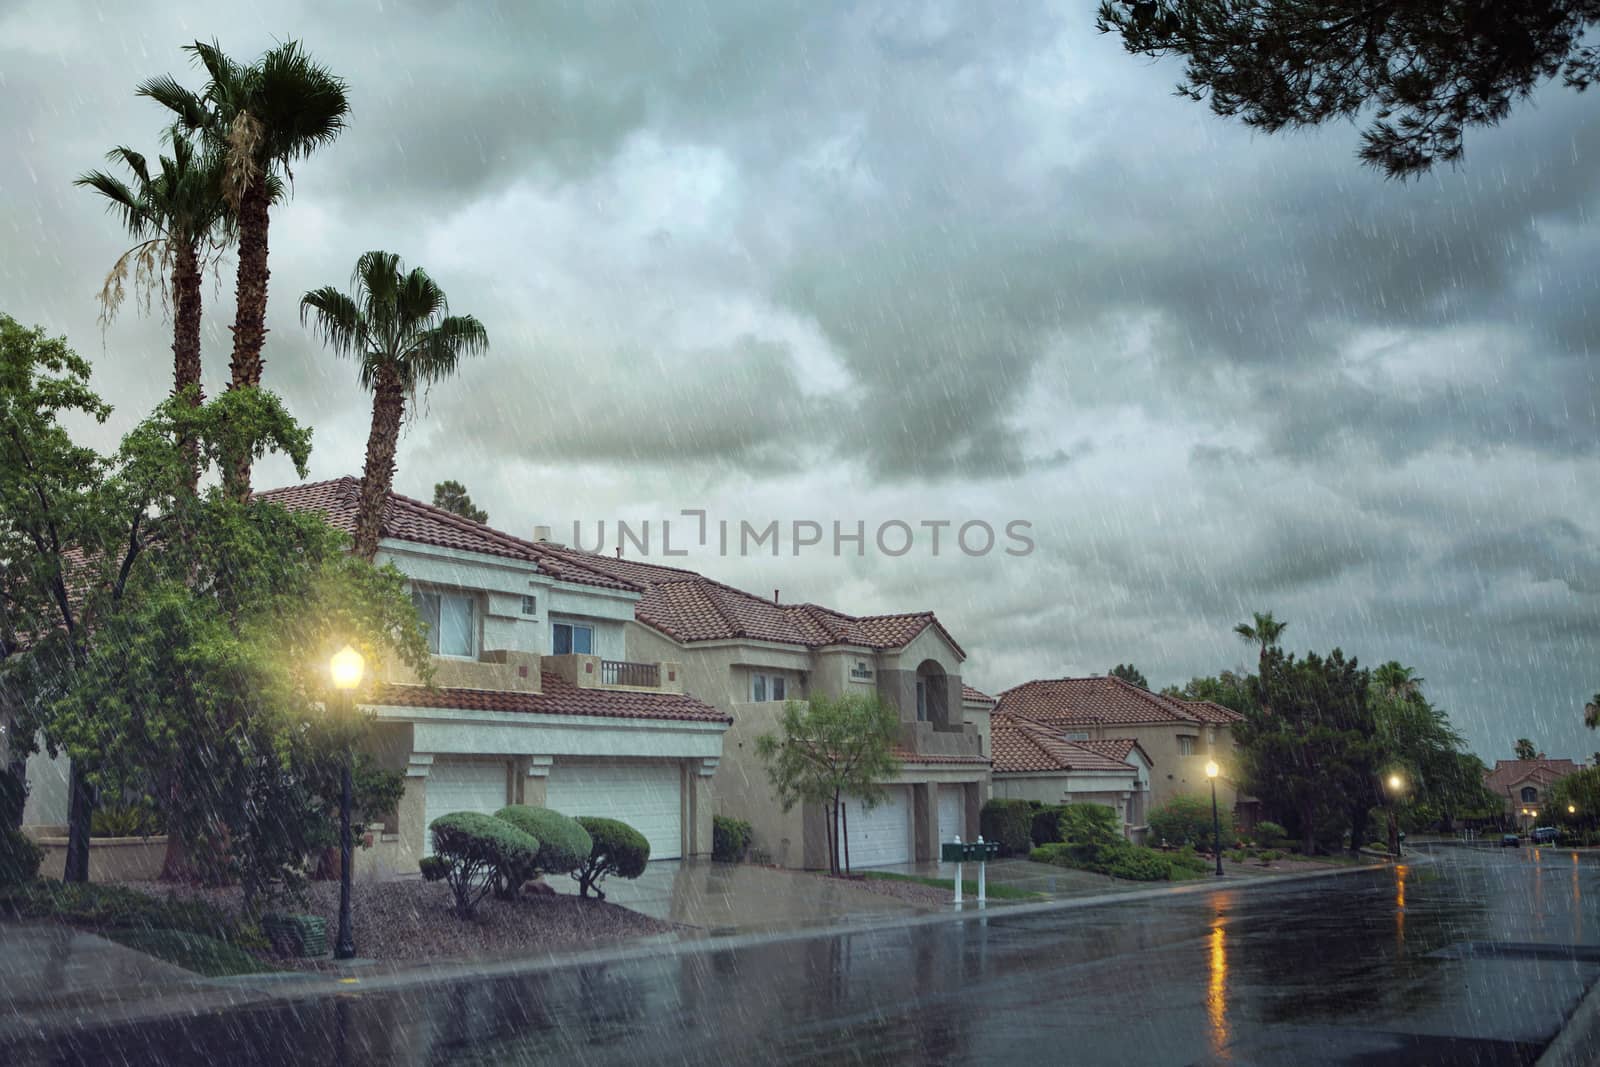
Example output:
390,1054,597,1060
29,846,1600,1066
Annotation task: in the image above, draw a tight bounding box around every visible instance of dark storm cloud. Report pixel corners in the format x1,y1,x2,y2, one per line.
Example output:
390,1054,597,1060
3,0,1598,759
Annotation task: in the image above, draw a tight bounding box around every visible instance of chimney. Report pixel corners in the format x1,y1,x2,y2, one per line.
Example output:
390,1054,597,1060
532,525,551,543
616,543,623,559
773,588,780,604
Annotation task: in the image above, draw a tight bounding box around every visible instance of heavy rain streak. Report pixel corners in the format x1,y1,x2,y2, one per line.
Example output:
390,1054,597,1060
1,3,1598,1065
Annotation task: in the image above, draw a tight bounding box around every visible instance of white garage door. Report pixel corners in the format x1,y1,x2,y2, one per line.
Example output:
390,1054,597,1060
838,788,912,868
544,760,683,861
937,786,965,845
424,758,510,855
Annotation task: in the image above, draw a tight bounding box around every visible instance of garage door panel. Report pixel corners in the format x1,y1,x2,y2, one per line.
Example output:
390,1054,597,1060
838,788,911,868
424,758,509,856
545,761,682,861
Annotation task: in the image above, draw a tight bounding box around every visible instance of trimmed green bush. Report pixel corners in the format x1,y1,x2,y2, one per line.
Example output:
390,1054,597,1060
1030,806,1067,845
1029,839,1200,882
1148,794,1236,852
980,799,1034,855
1106,847,1173,881
418,856,449,881
572,817,650,900
712,816,753,862
1058,803,1123,848
1169,846,1210,874
0,828,44,886
1258,849,1284,863
428,811,540,918
493,806,593,897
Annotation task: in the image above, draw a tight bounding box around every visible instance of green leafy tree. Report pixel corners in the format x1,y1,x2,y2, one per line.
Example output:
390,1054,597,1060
1109,663,1150,689
140,39,350,498
1234,646,1377,854
1162,670,1257,715
1515,738,1538,761
1097,1,1600,178
1584,693,1599,731
1548,768,1600,833
755,694,902,876
301,252,489,561
432,480,488,524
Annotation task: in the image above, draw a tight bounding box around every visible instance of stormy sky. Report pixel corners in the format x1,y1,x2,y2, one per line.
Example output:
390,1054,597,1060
4,2,1597,764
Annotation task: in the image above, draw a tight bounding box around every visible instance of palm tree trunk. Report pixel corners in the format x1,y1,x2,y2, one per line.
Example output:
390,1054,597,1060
171,242,205,494
223,177,272,500
354,369,406,561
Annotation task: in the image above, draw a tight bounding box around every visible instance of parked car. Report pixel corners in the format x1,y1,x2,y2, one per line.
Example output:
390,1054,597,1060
1500,833,1521,848
1532,826,1559,844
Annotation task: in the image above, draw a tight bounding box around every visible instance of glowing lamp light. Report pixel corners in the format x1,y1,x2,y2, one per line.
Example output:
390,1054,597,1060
1205,760,1219,779
1569,805,1578,815
1388,774,1403,791
330,645,365,691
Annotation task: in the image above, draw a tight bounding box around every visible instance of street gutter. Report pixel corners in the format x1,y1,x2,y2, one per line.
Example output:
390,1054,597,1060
3,857,1391,1045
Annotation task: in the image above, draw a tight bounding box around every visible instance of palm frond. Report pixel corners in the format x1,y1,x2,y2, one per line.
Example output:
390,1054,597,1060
299,287,366,360
396,268,447,328
74,170,154,236
254,39,350,163
136,75,210,130
407,316,489,386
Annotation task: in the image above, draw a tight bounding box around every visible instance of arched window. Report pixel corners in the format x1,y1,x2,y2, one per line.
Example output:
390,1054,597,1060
914,660,948,726
1520,786,1538,803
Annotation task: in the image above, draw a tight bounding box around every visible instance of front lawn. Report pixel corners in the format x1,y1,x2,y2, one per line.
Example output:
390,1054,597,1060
862,871,1041,901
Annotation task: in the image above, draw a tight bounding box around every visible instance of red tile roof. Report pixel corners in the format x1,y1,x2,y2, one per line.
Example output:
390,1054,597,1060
1483,758,1583,796
533,543,965,655
1075,738,1150,766
996,675,1227,727
257,479,633,591
990,714,1139,775
962,684,996,705
369,672,731,725
889,746,992,767
1182,700,1246,725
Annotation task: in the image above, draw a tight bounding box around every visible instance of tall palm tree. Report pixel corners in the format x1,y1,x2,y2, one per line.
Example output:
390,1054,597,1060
1234,611,1287,714
1373,661,1425,703
75,131,232,490
301,252,488,561
139,39,349,498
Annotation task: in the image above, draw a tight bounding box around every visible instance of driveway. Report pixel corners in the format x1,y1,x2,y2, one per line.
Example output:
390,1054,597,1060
598,859,926,934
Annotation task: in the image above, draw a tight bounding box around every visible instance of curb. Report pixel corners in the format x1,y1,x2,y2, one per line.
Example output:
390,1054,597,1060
1536,969,1600,1067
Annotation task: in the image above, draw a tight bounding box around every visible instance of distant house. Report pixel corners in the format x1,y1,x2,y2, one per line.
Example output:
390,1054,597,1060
1483,758,1583,828
991,676,1256,831
989,712,1153,836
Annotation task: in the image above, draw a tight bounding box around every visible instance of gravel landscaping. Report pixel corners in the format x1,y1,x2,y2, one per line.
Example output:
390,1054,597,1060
120,878,676,968
794,871,950,907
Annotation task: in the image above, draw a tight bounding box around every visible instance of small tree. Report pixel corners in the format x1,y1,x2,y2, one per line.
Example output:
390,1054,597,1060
1109,663,1150,689
755,694,902,876
571,817,649,900
426,812,539,919
432,480,487,524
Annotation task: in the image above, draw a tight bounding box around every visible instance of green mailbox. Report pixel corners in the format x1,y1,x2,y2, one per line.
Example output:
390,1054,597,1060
940,841,999,863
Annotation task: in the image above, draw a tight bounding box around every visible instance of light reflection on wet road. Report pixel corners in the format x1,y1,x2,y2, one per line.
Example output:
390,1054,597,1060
35,846,1600,1065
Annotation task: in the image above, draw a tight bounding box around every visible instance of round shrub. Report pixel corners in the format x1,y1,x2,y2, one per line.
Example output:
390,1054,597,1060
712,816,753,862
1030,806,1067,845
1105,846,1175,882
0,829,44,886
495,806,593,876
980,799,1034,855
1255,820,1288,848
418,856,449,881
572,816,650,900
428,811,540,918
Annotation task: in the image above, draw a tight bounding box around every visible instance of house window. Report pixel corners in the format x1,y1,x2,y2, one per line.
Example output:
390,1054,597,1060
412,590,475,657
751,673,787,702
1177,735,1197,756
916,681,928,721
552,622,593,655
521,595,538,616
1520,786,1538,803
1066,731,1090,742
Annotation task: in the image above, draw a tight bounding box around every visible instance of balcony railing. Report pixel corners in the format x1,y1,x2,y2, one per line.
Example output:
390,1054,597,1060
601,660,660,688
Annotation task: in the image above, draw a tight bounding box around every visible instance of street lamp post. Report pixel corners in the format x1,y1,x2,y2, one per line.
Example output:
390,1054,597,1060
1386,773,1404,856
1205,760,1223,877
329,644,365,961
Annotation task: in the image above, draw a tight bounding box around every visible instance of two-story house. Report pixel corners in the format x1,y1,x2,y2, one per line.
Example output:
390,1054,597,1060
513,544,992,870
991,676,1253,833
1483,757,1583,830
261,479,733,875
